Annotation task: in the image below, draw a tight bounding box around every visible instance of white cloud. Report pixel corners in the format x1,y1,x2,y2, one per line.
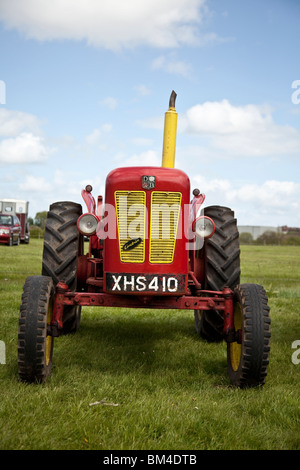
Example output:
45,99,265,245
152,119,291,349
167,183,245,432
0,132,54,164
0,79,6,105
181,99,300,157
193,175,300,207
137,115,164,131
0,0,208,50
85,124,112,145
229,180,300,208
231,180,300,225
19,174,52,192
134,85,151,96
0,108,42,137
191,174,300,226
0,108,55,164
121,150,161,167
131,137,154,147
151,55,192,77
86,129,101,146
100,97,118,110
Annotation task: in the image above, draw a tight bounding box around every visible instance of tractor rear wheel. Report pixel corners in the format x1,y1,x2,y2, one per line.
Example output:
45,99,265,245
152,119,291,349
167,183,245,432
42,201,83,334
227,283,271,388
194,205,240,341
18,276,54,383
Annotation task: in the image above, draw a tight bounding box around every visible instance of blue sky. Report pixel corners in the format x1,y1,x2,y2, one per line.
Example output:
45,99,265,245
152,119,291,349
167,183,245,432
0,0,299,226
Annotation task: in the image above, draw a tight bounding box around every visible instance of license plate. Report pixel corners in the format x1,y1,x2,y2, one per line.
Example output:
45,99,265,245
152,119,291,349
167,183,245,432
105,273,186,294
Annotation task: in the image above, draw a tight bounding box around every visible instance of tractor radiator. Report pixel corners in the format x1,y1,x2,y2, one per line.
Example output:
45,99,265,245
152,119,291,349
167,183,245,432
149,191,182,263
115,190,146,263
115,190,182,264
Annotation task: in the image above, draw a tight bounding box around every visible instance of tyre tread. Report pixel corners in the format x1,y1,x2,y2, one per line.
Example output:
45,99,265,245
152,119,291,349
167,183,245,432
228,283,271,388
18,276,54,383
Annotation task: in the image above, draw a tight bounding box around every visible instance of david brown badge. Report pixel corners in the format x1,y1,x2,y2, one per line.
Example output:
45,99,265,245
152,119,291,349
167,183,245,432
142,175,155,190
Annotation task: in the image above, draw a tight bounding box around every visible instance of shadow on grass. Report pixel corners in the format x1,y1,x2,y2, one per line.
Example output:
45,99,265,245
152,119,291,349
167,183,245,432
52,308,228,384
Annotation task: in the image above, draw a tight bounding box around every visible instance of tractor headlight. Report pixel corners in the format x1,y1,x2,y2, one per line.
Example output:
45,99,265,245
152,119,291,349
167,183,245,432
193,216,215,239
77,213,99,236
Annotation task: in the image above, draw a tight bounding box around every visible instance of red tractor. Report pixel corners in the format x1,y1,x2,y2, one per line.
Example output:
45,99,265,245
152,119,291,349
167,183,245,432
18,92,271,387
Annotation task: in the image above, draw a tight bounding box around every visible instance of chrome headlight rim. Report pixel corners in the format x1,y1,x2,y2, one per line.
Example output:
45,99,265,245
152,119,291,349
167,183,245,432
77,213,99,236
192,215,215,239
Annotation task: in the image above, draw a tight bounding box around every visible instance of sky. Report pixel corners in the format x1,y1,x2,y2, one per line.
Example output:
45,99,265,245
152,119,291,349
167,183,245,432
0,0,300,227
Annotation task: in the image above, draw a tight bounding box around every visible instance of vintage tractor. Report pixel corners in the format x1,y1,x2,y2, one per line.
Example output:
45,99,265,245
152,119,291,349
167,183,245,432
18,91,271,387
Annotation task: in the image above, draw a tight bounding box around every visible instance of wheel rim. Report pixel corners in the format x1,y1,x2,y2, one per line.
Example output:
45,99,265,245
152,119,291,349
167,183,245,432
46,300,53,366
230,302,242,371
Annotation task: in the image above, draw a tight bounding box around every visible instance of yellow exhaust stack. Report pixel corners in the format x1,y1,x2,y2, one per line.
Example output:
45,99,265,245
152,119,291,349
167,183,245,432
162,90,178,168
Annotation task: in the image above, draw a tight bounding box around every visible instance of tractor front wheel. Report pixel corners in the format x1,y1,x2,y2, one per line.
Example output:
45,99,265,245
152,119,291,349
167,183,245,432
18,276,55,383
227,283,271,388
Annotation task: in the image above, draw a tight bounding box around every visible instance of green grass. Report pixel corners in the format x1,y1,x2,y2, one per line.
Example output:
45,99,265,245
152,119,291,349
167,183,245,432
0,240,300,450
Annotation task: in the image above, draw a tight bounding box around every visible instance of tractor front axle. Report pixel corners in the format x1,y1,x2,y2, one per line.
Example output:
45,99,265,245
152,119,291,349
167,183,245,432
49,282,237,343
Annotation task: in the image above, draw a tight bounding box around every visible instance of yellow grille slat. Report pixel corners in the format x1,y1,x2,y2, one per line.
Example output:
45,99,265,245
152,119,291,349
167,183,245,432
150,191,182,264
115,191,146,263
115,190,182,264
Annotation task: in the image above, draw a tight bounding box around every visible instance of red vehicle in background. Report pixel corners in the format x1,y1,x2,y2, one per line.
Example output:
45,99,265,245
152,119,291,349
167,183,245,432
0,213,22,246
0,199,30,244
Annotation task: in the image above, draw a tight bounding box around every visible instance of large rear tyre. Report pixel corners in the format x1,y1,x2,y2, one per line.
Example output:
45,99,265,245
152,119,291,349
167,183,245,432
18,276,54,383
42,201,83,334
227,283,271,388
195,205,240,342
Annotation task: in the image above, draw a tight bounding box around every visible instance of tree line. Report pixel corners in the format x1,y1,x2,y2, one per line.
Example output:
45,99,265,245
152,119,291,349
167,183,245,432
240,230,300,245
28,211,48,238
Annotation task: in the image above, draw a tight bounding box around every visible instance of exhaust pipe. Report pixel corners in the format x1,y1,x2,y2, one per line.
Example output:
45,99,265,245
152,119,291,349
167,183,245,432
162,90,178,168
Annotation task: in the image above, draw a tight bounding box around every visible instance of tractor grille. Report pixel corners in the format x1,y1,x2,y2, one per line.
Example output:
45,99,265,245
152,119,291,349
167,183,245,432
115,190,182,264
115,191,146,263
149,192,182,263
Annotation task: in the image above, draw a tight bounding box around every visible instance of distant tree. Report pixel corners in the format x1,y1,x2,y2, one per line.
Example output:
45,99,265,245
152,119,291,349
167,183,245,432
29,225,44,239
34,211,48,229
256,230,283,245
239,232,253,244
28,216,34,225
285,230,300,238
282,233,300,245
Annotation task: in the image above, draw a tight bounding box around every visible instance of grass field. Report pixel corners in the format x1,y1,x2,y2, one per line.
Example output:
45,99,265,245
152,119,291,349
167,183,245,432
0,240,299,450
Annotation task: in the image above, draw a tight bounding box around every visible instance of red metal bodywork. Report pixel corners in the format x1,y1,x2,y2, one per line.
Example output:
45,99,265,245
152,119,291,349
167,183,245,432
50,165,235,343
103,166,190,293
51,280,233,340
